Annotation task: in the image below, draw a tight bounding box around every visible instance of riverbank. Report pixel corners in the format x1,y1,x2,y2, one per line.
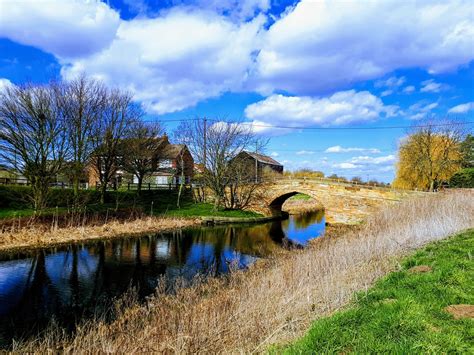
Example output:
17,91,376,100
282,229,474,353
12,190,473,352
0,216,200,254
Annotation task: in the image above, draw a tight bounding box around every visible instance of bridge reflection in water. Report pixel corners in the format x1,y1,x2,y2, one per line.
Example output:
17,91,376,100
0,210,324,347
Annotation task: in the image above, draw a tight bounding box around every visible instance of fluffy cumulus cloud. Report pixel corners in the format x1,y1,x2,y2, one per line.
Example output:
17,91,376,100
62,9,265,113
253,0,474,95
0,0,473,116
325,146,381,154
245,90,398,127
448,102,474,114
0,0,120,58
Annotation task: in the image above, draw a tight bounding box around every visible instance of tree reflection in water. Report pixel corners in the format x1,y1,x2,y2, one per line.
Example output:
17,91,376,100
0,210,324,348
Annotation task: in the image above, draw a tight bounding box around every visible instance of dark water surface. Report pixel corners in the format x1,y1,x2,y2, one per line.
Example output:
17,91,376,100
0,210,324,347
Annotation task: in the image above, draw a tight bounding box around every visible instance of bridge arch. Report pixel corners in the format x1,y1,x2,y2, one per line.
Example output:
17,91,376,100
268,190,323,216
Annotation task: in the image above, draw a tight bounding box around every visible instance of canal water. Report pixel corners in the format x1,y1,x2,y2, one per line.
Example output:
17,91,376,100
0,210,324,347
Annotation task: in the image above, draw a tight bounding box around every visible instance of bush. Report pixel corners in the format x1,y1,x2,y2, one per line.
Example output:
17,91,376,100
449,168,474,188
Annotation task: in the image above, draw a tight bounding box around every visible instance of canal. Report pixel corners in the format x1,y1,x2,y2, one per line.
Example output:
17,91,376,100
0,210,325,347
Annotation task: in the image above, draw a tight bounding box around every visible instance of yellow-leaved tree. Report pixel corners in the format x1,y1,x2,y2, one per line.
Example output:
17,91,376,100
393,120,463,191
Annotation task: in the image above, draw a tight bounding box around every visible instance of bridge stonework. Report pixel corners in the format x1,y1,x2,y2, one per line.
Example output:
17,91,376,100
248,180,419,224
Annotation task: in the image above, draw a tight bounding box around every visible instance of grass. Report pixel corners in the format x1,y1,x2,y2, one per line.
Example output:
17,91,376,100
0,189,262,220
161,202,262,218
287,193,312,201
281,229,474,354
11,190,474,353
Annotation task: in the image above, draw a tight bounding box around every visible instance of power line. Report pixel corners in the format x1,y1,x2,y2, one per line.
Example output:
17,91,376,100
141,118,474,131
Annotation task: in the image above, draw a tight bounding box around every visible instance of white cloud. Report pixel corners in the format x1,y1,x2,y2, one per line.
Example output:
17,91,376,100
254,0,474,95
0,78,13,93
420,79,446,93
403,85,416,94
62,9,266,114
296,150,315,155
192,0,271,20
350,155,396,165
0,0,472,117
0,0,120,58
332,154,396,171
381,90,393,97
245,90,398,127
325,146,381,154
448,102,474,114
407,101,439,120
375,76,406,89
270,151,279,157
333,162,358,169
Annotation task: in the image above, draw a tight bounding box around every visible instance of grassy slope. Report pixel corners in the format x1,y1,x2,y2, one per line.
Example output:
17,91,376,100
282,229,474,354
0,190,262,219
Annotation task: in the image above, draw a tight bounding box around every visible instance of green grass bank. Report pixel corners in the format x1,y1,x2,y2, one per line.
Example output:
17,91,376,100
0,185,262,220
281,229,474,354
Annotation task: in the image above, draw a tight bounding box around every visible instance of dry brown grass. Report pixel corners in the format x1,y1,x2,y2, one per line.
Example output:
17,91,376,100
282,198,324,214
13,190,474,353
0,216,199,253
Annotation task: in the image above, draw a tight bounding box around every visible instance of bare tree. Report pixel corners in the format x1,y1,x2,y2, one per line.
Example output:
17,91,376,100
0,83,68,212
90,89,143,204
121,120,163,194
174,119,267,210
55,75,107,199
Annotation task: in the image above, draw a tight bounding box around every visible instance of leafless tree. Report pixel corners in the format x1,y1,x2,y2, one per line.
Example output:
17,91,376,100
121,120,163,194
0,83,68,211
55,75,107,199
90,89,143,203
174,119,267,210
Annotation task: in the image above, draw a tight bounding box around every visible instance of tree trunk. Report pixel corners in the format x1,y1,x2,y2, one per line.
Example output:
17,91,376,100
137,176,143,194
100,183,107,204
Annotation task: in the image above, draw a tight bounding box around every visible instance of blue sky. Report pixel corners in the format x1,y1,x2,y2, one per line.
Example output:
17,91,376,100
0,0,473,182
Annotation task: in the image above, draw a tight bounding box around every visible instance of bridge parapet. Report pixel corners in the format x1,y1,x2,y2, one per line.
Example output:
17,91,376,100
248,179,424,224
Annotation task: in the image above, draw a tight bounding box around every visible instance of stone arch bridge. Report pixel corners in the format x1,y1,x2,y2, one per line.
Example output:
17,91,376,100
249,179,421,224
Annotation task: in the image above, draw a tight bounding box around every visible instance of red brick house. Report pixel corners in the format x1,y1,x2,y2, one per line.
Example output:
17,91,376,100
88,135,194,188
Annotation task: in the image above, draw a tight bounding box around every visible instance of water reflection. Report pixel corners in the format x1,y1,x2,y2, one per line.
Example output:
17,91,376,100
0,210,324,347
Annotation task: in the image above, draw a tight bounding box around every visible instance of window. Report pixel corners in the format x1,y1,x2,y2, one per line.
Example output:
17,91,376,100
159,159,172,168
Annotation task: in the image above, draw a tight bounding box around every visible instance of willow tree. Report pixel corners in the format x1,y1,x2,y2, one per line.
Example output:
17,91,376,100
393,120,463,191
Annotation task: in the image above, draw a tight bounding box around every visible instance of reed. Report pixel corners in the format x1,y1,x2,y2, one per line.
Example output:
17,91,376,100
12,190,474,353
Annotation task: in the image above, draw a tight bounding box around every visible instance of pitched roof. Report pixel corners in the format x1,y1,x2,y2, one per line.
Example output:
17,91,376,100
160,144,186,159
243,151,283,166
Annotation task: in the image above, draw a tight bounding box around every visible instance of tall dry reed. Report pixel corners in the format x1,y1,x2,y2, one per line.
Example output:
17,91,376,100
13,190,474,353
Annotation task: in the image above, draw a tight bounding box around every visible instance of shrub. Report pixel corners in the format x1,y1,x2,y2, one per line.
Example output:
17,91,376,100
449,168,474,188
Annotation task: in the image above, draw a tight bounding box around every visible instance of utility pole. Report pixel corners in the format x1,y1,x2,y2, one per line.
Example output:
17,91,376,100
255,143,258,183
203,118,207,169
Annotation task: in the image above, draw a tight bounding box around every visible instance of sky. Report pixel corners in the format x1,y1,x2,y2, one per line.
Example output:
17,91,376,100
0,0,473,182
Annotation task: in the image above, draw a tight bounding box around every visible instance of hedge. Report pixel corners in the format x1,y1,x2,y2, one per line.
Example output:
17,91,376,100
449,168,474,188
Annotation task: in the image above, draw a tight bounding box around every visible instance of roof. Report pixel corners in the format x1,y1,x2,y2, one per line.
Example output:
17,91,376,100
242,151,283,166
159,144,186,159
